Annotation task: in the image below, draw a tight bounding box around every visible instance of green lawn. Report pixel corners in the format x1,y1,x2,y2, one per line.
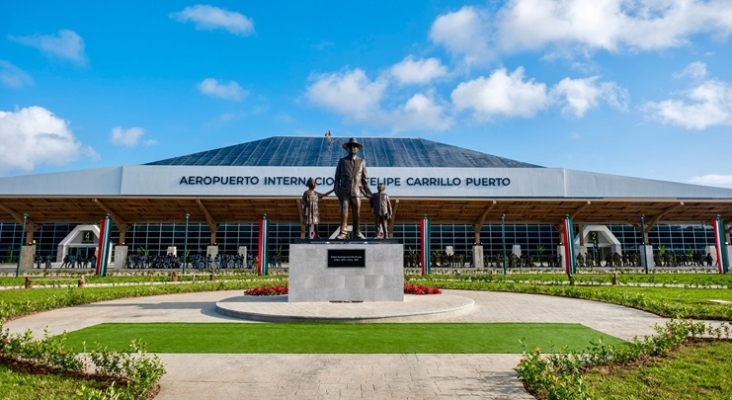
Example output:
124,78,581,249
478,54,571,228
60,322,624,354
0,279,287,322
414,278,732,320
456,272,732,287
584,340,732,400
0,364,109,400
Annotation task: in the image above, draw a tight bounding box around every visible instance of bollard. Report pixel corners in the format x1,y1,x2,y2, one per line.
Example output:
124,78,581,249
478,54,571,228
172,271,178,282
210,272,215,281
24,277,32,289
78,274,85,288
612,272,618,286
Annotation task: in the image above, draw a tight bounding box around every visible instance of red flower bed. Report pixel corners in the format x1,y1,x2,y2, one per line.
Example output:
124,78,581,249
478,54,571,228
403,284,441,295
243,286,288,296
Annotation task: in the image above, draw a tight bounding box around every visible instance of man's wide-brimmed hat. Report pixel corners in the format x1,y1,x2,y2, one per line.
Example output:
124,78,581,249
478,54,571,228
342,137,363,150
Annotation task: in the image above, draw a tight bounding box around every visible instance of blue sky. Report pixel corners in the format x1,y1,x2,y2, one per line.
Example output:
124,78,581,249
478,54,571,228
2,1,732,187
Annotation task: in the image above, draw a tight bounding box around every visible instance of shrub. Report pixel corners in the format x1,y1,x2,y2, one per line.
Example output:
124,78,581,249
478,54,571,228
403,284,441,295
0,321,165,400
243,285,288,296
515,319,732,400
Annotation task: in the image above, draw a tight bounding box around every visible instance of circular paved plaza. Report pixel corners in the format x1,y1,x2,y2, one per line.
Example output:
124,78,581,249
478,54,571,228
4,290,667,400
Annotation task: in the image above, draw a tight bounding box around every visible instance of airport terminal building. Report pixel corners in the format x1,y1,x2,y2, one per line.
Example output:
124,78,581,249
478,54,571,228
1,136,731,269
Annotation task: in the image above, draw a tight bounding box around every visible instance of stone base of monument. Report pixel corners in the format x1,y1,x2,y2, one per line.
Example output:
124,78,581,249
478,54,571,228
214,294,474,323
288,240,403,302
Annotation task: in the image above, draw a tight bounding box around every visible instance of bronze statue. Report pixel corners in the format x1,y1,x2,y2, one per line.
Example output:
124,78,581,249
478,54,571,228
334,137,372,239
371,183,392,239
301,178,332,239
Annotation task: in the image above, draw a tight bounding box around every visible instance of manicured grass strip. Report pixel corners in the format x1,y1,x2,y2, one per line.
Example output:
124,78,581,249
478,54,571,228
412,278,732,320
0,278,287,322
0,364,108,400
451,272,732,287
60,322,624,354
584,340,732,400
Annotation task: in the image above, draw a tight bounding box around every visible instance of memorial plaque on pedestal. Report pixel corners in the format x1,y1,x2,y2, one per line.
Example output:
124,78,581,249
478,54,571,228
328,249,366,267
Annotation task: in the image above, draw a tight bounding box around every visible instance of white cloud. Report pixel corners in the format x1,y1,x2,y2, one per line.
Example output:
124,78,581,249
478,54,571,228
387,93,453,132
673,61,708,80
645,79,732,130
689,174,732,188
450,67,626,120
390,56,448,85
111,127,156,147
0,61,33,87
198,78,247,101
553,76,628,118
305,69,452,131
430,1,732,62
170,5,254,36
305,69,387,120
429,6,493,64
451,67,549,119
8,30,86,63
0,106,94,173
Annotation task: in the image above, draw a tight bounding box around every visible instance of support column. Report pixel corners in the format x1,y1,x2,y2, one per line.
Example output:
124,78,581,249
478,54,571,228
207,245,219,258
473,225,481,245
114,245,128,269
21,245,36,271
557,245,566,266
25,225,37,245
640,245,655,269
118,228,127,246
472,245,484,269
196,199,218,245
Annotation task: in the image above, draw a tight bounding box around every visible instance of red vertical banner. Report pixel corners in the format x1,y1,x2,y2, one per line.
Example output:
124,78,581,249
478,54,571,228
95,218,106,275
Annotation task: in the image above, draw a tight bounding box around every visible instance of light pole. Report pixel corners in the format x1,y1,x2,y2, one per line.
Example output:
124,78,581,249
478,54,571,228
183,212,190,274
501,213,507,275
640,213,648,274
15,213,28,277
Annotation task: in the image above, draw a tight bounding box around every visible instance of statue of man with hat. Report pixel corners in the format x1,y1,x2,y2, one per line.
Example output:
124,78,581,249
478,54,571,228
334,137,372,239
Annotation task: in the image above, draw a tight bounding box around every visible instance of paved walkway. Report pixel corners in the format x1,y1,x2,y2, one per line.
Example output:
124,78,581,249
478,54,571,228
4,290,667,399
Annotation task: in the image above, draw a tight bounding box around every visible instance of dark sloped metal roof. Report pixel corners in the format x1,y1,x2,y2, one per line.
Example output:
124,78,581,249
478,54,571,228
145,136,543,168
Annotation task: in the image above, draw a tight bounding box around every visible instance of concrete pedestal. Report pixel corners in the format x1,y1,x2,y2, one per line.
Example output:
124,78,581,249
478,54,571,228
511,245,521,257
473,245,484,269
289,241,404,302
640,245,655,269
20,245,36,271
207,246,219,257
114,245,128,269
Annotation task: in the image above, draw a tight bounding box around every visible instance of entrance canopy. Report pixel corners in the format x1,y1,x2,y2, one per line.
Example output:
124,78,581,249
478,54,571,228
1,136,731,229
1,170,731,226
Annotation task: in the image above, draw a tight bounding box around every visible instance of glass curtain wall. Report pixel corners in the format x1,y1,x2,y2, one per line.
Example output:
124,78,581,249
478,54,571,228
0,222,719,264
